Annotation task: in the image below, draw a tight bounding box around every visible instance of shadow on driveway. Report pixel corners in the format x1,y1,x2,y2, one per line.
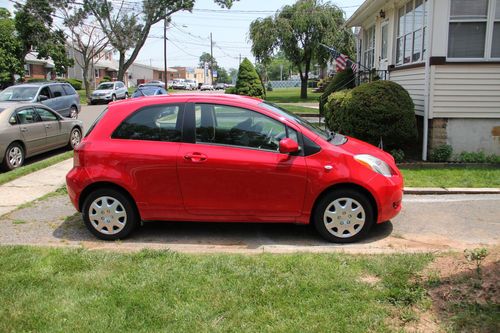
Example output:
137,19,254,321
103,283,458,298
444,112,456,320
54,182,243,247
53,213,394,249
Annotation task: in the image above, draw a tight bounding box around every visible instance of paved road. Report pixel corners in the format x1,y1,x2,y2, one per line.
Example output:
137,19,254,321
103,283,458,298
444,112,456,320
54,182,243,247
0,193,498,253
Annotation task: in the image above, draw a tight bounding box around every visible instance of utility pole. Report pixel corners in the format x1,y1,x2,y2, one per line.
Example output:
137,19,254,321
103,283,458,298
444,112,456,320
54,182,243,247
210,32,214,85
239,54,241,65
163,17,167,83
280,64,283,81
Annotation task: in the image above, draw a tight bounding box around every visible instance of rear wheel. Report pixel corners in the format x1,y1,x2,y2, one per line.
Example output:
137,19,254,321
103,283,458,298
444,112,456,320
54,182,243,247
82,188,138,240
313,189,374,243
69,106,78,119
2,142,25,171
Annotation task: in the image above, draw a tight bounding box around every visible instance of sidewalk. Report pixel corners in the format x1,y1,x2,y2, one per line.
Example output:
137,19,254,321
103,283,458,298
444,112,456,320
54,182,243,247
0,157,499,217
0,159,73,216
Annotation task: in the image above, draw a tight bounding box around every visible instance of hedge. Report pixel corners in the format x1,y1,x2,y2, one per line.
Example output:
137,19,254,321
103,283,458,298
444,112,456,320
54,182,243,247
325,80,418,149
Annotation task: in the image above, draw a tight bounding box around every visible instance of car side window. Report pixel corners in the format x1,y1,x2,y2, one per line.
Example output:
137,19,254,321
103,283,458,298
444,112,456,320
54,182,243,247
112,104,182,142
35,107,58,121
62,84,76,95
16,108,40,124
49,84,65,98
39,86,51,99
195,104,286,152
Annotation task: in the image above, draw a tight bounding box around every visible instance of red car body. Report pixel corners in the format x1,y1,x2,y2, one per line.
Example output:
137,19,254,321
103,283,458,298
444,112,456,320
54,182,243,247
66,94,403,242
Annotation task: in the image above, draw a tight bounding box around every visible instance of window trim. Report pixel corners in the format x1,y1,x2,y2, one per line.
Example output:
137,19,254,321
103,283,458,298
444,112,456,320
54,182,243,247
447,0,500,60
190,102,304,155
396,0,428,66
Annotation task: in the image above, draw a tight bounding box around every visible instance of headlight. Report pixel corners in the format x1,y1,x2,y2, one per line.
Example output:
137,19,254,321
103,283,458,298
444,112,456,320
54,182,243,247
354,154,393,177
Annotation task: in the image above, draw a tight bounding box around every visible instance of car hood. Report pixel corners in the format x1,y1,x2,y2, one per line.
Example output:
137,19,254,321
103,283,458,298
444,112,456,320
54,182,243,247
335,135,395,163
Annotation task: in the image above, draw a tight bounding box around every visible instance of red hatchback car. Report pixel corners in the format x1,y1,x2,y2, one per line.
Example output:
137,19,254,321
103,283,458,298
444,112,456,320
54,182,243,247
66,94,403,243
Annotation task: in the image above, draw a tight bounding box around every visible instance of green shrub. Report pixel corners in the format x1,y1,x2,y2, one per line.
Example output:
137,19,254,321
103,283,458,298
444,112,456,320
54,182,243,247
59,78,82,90
225,87,236,94
457,151,500,163
266,81,273,92
325,80,417,149
26,78,48,83
429,144,453,162
234,58,265,98
319,68,355,115
101,75,112,82
391,149,405,163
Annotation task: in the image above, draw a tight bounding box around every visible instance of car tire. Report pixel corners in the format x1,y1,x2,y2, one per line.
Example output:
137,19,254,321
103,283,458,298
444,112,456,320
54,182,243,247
111,94,116,102
82,188,139,240
69,106,78,119
313,189,374,243
2,142,25,171
124,92,129,99
68,127,82,149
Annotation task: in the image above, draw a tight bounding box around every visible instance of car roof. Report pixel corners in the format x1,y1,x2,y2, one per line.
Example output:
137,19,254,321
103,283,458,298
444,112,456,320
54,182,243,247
11,82,67,87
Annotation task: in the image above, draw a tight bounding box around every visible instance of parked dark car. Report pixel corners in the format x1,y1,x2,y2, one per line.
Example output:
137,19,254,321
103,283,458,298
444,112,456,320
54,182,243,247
0,82,81,118
0,102,83,170
131,86,168,98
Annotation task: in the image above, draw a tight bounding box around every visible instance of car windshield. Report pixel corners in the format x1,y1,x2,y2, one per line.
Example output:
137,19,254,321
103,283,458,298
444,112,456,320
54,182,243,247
97,83,114,90
259,102,329,140
0,86,38,101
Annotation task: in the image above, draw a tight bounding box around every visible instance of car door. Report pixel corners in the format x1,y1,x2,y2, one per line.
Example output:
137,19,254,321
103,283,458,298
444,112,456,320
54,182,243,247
47,84,68,116
110,103,184,220
176,103,308,218
15,107,47,154
34,107,65,148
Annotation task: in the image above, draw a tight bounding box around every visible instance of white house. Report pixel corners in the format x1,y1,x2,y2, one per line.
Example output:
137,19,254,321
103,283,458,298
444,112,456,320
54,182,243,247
347,0,500,158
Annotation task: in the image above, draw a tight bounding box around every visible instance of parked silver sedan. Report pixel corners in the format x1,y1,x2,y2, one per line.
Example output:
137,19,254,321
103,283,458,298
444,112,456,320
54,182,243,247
0,102,83,171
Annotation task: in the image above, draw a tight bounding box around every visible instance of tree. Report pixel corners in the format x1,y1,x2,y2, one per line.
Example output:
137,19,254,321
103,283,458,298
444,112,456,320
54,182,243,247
249,0,354,99
234,58,264,98
256,52,293,81
85,0,238,82
199,52,217,69
216,67,231,83
0,9,23,86
14,0,73,76
62,5,109,100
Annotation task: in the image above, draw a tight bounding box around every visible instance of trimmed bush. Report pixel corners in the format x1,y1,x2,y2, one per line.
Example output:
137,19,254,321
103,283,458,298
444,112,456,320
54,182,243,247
319,68,355,115
234,58,265,98
225,87,236,94
325,80,417,149
26,78,48,83
391,149,405,164
456,151,500,164
101,75,112,82
58,78,82,90
429,144,453,162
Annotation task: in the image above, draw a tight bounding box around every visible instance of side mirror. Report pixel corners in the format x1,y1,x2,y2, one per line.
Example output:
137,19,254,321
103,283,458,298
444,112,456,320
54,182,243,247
279,138,299,154
38,95,48,102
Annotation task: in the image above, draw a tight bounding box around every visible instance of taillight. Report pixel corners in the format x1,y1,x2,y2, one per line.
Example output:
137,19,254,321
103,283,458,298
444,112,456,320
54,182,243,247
73,142,88,167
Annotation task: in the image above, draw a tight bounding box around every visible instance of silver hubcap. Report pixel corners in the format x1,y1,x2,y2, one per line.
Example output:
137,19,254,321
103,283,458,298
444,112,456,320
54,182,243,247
70,107,78,119
323,197,366,238
8,146,23,167
112,95,116,101
89,196,127,235
71,130,81,148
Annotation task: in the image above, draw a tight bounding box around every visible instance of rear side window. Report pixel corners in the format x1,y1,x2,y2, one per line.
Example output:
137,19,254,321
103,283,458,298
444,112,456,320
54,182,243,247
35,107,58,121
112,104,183,142
49,84,66,98
62,84,76,95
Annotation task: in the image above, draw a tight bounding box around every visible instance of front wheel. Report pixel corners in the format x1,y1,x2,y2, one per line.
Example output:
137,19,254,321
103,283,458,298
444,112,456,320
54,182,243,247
124,92,129,99
313,189,374,243
2,142,25,171
111,94,116,102
82,188,138,240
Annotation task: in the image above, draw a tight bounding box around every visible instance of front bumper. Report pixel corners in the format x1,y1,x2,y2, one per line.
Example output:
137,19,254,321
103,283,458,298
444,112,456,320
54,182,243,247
375,174,404,223
90,95,113,102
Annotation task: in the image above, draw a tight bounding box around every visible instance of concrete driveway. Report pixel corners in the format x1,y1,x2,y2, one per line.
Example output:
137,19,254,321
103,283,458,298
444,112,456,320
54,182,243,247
0,193,498,253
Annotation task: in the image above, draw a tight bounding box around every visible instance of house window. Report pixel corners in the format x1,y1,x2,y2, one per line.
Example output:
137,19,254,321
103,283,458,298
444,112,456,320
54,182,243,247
95,69,99,78
363,26,375,69
24,64,30,77
448,0,500,58
396,0,428,65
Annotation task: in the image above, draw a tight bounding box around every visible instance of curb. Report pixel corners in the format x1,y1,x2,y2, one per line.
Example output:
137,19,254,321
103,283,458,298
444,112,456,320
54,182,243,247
404,187,500,195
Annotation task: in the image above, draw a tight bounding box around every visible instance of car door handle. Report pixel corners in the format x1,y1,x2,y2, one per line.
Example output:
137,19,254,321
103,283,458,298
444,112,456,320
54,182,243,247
20,127,28,132
184,152,207,163
45,124,52,129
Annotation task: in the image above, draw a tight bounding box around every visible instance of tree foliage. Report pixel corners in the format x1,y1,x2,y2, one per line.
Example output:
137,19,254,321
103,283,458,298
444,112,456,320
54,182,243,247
0,9,23,86
85,0,238,81
325,81,418,149
234,58,264,98
256,51,293,81
249,0,354,99
14,0,73,75
319,68,355,115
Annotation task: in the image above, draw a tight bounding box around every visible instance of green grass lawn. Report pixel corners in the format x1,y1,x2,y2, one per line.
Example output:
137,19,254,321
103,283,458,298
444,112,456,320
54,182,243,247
276,103,319,114
0,151,73,186
265,87,322,103
0,246,433,332
401,167,500,188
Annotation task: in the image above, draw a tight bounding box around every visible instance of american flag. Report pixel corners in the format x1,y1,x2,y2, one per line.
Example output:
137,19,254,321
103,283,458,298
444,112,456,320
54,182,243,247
350,61,358,72
336,54,347,72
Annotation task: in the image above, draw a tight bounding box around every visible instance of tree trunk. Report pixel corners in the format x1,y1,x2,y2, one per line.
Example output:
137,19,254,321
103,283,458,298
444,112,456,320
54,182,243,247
300,77,308,99
82,63,91,101
117,51,126,81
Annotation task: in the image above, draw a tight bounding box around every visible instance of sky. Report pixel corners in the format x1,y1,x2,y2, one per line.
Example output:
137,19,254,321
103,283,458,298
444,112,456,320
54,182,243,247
0,0,362,70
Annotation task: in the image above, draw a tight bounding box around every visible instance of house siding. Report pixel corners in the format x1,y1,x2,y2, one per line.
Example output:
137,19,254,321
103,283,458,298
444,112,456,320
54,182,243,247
389,67,426,116
431,64,500,119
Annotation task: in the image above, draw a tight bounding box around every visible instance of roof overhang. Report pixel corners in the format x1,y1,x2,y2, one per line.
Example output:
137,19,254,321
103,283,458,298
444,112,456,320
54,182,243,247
346,0,390,27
